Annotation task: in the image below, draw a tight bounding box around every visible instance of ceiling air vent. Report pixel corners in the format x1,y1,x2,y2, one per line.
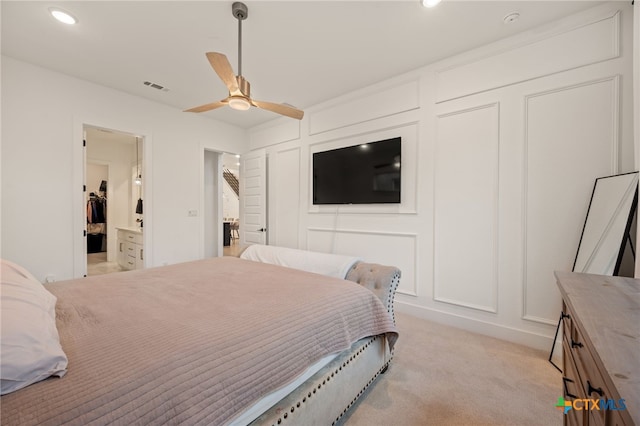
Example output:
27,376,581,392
143,81,169,92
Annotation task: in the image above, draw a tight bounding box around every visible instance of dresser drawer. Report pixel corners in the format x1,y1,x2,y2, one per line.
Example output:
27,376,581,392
124,255,137,270
562,338,587,426
118,230,142,244
571,325,610,426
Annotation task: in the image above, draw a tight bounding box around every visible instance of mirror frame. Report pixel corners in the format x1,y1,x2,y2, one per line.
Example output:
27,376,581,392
572,171,638,276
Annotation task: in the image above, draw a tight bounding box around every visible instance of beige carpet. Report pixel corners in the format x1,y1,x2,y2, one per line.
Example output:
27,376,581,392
87,252,123,276
341,312,562,426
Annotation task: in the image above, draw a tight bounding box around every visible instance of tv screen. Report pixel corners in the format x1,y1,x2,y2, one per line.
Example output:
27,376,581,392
313,137,401,205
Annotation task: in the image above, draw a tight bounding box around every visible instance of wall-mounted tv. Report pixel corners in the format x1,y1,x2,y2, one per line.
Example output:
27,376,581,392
313,137,401,205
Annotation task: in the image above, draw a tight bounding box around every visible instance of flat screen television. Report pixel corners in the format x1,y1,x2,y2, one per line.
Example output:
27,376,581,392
313,137,401,205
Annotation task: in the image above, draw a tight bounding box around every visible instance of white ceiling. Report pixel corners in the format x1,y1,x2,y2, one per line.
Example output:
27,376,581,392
1,1,605,129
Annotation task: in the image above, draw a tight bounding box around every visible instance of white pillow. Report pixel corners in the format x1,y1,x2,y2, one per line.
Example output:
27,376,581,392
240,245,361,279
1,259,68,395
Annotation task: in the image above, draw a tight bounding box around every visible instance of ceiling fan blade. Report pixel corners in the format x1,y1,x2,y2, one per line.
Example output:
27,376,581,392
252,100,304,120
184,100,227,113
206,52,239,93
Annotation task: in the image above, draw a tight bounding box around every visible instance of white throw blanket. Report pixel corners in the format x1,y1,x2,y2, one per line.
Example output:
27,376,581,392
240,245,361,279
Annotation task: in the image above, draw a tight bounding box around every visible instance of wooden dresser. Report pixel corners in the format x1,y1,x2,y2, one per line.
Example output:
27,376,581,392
555,271,639,426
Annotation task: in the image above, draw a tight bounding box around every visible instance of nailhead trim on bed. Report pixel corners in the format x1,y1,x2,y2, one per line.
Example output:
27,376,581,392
265,262,400,426
270,335,393,426
331,341,393,425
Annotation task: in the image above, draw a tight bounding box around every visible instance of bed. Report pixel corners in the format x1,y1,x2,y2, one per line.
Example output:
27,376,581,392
1,247,400,425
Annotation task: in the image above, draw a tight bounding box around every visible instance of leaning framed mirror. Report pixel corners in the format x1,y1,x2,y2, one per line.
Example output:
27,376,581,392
573,171,638,276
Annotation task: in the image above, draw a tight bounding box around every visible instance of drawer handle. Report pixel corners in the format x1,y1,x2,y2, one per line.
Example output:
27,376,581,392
561,312,571,320
562,377,577,399
571,339,583,348
587,381,603,397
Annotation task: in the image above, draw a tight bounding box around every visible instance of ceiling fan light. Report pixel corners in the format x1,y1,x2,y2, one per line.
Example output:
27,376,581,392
228,97,251,111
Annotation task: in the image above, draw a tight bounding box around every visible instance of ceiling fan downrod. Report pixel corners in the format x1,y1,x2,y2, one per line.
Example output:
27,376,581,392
232,2,248,77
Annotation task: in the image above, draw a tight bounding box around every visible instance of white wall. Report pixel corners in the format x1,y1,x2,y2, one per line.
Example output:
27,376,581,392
247,3,635,350
1,56,247,281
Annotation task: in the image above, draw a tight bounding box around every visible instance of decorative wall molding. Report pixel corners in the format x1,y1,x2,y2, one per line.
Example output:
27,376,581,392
308,80,420,136
521,75,620,325
396,301,556,352
436,9,621,103
271,146,301,248
249,119,301,150
306,227,418,297
433,102,500,314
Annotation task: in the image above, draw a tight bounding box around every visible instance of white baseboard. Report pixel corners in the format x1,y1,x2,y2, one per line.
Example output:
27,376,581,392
396,300,564,361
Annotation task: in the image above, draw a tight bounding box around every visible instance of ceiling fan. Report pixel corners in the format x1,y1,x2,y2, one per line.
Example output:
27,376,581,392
185,2,304,120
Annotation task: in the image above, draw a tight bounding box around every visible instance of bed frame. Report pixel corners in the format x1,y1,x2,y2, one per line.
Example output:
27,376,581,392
250,262,401,425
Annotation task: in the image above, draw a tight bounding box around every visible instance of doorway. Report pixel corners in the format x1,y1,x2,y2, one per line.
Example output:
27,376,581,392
202,150,242,258
86,161,110,274
222,153,241,256
84,126,144,276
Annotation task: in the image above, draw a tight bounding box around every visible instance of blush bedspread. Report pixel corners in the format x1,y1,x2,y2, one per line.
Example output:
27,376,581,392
1,257,398,425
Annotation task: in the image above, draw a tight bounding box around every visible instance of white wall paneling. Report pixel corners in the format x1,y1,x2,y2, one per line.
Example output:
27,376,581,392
436,7,620,103
523,76,620,325
307,228,418,296
308,79,420,136
269,146,301,248
433,103,500,313
249,118,301,150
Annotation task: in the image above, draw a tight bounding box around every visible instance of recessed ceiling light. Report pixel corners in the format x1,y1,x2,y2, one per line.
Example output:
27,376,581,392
422,0,442,8
49,8,77,25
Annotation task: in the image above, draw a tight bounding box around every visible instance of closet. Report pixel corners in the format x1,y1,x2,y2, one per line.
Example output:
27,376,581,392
86,171,108,254
86,184,107,253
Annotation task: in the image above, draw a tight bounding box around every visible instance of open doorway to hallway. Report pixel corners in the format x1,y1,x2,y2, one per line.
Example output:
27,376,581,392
222,153,242,256
203,150,248,258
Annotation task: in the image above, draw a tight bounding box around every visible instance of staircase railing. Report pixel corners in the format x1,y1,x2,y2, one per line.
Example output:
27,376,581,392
223,168,239,197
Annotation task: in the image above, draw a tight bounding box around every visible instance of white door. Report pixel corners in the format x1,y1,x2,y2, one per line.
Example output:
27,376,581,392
240,149,267,245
